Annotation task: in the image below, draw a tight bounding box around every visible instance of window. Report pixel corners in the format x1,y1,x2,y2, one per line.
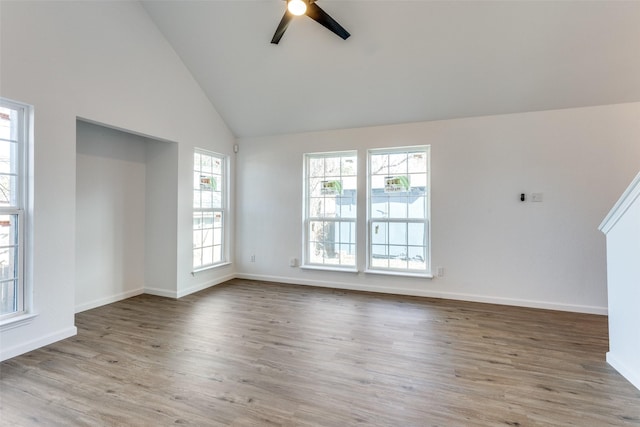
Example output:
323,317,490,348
368,147,430,273
0,98,29,320
193,150,226,270
304,152,357,268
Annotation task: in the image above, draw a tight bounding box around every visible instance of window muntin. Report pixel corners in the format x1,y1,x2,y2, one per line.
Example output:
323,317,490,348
0,99,28,320
368,147,429,272
305,152,357,268
193,150,226,270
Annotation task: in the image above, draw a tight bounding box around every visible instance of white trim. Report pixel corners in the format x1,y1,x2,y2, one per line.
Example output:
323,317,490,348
364,269,433,279
144,272,235,299
75,288,145,313
0,311,37,332
176,272,235,298
143,287,177,299
0,326,77,362
300,265,358,273
234,272,607,315
599,170,640,234
607,351,640,391
191,261,232,275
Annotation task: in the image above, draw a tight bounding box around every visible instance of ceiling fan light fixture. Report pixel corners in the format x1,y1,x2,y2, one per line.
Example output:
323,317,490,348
287,0,307,16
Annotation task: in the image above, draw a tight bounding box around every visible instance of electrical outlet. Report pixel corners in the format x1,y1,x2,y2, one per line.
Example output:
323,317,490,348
289,257,297,267
437,266,445,277
250,254,256,262
532,193,543,202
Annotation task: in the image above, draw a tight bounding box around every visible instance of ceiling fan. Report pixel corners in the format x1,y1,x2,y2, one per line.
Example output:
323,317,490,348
271,0,351,44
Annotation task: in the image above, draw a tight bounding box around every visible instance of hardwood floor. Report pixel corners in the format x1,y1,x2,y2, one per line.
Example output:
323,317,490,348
1,279,639,426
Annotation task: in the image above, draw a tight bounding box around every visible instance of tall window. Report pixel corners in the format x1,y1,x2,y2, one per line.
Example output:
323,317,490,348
193,150,226,270
304,152,357,268
0,98,29,320
368,147,430,273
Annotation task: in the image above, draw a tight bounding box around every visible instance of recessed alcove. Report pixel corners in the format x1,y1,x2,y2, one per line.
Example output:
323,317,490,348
75,120,178,312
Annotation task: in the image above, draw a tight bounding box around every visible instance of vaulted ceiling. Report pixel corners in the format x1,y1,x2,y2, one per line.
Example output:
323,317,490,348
141,0,640,138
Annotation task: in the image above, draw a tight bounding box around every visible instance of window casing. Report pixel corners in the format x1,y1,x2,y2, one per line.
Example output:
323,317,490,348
0,98,29,321
193,150,227,270
304,152,357,268
368,147,430,273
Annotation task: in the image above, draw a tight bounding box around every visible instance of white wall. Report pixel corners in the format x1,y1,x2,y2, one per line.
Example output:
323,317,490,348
0,1,235,360
76,121,148,312
600,172,640,390
236,103,640,314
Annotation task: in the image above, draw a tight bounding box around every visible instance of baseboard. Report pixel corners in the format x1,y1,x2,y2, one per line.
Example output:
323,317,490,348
234,273,608,315
176,273,236,298
145,273,236,299
0,326,77,362
607,352,640,391
143,287,177,298
75,288,145,313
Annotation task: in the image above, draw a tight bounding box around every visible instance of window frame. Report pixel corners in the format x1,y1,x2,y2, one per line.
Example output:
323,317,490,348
302,151,358,271
0,98,30,323
366,146,431,276
192,149,228,272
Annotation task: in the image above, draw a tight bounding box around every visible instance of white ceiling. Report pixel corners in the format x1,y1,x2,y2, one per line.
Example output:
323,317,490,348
141,0,640,138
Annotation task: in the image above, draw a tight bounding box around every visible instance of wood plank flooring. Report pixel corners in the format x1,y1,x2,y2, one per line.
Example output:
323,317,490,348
1,279,639,426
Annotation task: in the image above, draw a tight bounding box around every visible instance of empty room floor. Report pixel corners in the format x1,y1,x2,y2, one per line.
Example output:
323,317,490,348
1,279,639,426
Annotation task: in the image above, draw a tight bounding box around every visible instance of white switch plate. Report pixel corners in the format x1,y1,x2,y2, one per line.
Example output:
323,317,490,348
532,193,543,202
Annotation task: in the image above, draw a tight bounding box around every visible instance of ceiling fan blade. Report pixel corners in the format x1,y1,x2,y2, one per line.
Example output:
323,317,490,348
271,10,294,44
306,2,350,40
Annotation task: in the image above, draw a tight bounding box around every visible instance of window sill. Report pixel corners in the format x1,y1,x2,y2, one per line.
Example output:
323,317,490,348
191,261,232,275
0,312,38,332
364,269,433,279
301,265,359,274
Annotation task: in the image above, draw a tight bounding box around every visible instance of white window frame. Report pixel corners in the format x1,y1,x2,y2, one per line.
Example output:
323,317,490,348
366,146,431,276
193,149,228,272
303,151,358,271
0,98,30,323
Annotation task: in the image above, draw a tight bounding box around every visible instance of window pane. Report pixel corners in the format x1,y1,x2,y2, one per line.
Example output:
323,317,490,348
371,222,387,245
370,154,387,176
308,157,324,177
371,245,388,268
0,174,16,207
408,246,427,269
388,153,407,174
0,279,17,314
389,245,408,269
408,222,425,246
408,152,427,173
389,222,407,245
325,157,340,176
388,196,408,218
202,246,213,266
337,193,356,218
408,195,425,218
341,157,356,176
0,215,18,248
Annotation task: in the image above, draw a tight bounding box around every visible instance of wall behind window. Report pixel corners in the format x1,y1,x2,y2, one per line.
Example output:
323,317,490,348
0,1,235,360
236,102,640,314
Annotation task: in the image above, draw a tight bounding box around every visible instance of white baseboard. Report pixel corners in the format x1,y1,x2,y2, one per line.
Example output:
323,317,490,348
0,326,77,362
143,287,177,298
75,288,145,313
607,352,640,391
234,273,608,315
176,273,236,298
145,273,235,299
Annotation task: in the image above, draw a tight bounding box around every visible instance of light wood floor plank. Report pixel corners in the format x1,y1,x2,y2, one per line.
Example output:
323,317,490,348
1,279,639,426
